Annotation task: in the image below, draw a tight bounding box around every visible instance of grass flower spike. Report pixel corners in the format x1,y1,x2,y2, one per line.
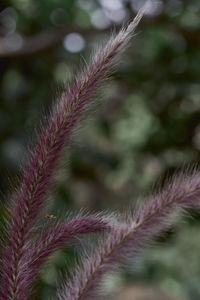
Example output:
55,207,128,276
1,2,200,300
59,170,200,300
0,8,145,300
10,216,109,299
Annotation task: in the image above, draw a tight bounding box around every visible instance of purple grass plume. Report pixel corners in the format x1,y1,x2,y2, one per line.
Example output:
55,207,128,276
58,169,200,300
7,216,109,300
0,7,145,300
2,2,200,300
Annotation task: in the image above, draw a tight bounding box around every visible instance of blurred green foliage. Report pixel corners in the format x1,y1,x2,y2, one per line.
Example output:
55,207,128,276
0,0,200,299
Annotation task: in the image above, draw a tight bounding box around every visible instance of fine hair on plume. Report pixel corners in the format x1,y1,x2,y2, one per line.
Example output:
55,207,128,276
0,2,200,300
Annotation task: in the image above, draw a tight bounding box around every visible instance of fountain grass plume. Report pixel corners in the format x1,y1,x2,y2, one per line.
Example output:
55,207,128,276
58,168,200,300
0,8,145,300
10,216,110,300
2,3,200,300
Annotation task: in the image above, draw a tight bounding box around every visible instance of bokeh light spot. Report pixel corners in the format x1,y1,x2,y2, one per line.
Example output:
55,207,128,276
63,33,85,53
105,8,127,23
91,9,111,29
99,0,123,10
131,0,163,16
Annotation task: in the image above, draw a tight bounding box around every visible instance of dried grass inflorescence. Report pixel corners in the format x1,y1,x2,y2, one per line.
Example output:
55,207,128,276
0,4,199,300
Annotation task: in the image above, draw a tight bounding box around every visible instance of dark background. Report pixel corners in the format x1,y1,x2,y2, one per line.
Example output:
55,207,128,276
0,0,200,299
